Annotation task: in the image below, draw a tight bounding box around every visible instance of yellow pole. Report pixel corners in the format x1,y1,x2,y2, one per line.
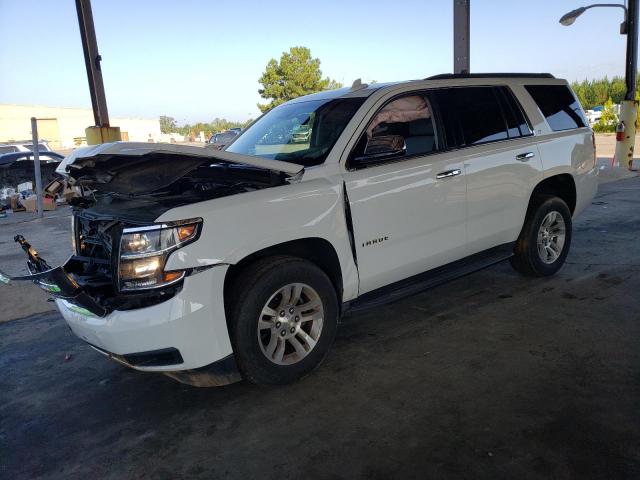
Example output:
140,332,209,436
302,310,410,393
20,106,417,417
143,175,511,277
85,126,122,145
614,100,638,170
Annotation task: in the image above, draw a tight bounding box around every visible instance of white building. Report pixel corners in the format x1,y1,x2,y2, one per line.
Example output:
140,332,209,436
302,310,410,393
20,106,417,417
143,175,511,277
0,104,162,150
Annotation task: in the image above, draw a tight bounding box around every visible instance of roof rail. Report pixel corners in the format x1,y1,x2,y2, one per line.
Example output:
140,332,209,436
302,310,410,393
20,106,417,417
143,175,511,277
426,73,555,80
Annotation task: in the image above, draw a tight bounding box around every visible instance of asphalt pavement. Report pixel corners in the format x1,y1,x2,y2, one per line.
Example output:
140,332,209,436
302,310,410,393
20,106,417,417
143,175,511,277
1,176,639,479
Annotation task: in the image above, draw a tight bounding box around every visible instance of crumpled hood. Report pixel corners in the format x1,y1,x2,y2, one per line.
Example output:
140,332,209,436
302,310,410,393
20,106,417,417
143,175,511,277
55,142,304,194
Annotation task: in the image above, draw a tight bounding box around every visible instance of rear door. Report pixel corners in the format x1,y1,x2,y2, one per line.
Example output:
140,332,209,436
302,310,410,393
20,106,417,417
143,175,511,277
342,92,467,294
431,86,544,255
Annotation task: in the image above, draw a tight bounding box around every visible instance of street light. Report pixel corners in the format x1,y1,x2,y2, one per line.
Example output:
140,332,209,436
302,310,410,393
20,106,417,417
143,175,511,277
559,2,638,170
559,4,627,32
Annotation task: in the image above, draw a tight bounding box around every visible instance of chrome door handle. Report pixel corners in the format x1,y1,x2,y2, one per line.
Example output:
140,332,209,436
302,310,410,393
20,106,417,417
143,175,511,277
436,169,461,179
516,152,535,161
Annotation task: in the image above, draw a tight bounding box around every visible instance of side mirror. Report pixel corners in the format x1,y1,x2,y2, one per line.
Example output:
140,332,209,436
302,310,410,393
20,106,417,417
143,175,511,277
353,135,405,165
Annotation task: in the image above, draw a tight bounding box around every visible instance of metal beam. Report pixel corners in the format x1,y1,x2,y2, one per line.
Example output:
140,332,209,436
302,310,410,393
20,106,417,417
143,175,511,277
624,0,638,100
30,118,44,218
453,0,470,74
75,0,110,127
615,0,639,169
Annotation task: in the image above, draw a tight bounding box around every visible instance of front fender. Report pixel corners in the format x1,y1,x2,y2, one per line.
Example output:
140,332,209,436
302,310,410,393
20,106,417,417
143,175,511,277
157,177,360,301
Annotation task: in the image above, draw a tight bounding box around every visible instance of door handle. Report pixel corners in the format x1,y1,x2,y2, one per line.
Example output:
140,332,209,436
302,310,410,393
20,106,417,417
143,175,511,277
516,152,535,161
436,169,461,179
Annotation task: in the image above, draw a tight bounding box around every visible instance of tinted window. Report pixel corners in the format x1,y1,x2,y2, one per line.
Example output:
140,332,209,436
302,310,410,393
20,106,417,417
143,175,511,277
350,94,438,167
433,87,508,147
525,84,587,131
497,87,532,138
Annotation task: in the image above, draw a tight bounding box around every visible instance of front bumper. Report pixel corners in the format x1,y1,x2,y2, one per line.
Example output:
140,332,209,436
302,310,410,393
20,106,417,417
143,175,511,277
56,266,234,372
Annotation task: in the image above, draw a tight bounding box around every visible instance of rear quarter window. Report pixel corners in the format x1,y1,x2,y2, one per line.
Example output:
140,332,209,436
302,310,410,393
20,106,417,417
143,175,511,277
525,84,587,131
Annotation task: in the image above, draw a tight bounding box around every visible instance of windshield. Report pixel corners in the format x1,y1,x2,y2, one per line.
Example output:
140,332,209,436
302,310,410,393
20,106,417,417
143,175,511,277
226,97,365,167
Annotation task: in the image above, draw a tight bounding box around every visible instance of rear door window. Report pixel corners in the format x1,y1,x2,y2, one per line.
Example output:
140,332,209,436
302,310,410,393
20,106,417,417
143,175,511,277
432,87,508,148
497,87,533,138
525,84,587,131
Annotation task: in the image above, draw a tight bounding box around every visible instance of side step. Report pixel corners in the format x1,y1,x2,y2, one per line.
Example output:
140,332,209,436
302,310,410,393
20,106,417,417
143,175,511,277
344,242,515,316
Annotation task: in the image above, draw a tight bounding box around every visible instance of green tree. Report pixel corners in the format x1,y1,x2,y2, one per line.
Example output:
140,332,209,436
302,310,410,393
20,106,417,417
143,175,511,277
609,77,626,104
593,97,617,132
571,75,640,110
159,115,177,133
257,46,342,113
172,117,254,138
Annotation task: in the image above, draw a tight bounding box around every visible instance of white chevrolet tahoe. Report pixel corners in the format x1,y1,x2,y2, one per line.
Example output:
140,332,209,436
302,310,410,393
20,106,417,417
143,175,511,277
2,74,598,386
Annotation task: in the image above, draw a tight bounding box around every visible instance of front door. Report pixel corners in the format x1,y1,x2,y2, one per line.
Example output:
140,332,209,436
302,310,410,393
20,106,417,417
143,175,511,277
342,93,467,295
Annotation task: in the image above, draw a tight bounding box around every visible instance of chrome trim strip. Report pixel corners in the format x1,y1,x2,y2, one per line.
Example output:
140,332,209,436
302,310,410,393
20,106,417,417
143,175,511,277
436,169,462,179
119,271,186,292
122,224,168,233
120,248,175,260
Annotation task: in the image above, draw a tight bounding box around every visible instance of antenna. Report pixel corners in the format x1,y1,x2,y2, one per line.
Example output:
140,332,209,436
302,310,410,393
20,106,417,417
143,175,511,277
350,78,368,90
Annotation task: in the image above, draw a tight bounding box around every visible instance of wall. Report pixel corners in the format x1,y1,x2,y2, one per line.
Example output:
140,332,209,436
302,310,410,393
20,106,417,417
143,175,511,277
0,104,161,150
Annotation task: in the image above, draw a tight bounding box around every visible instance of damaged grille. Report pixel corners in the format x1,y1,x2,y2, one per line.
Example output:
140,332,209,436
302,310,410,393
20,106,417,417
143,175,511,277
67,213,183,312
75,215,119,289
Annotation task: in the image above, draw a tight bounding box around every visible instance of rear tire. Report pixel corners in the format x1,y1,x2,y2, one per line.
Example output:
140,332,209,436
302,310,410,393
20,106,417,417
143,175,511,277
510,196,572,277
228,256,338,385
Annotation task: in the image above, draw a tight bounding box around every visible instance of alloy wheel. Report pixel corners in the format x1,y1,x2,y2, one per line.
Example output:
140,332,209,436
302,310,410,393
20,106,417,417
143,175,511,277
257,283,324,365
536,210,566,264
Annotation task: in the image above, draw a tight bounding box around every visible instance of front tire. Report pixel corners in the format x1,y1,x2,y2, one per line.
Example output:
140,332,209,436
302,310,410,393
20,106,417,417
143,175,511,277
228,256,338,385
510,196,572,277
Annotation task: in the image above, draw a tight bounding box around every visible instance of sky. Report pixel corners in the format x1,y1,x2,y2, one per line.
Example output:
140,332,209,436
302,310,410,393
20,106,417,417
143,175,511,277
0,0,634,123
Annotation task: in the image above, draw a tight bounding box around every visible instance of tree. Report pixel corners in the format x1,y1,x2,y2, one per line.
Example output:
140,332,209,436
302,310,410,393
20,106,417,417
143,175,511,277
257,46,342,113
593,97,617,133
571,75,640,110
159,115,177,133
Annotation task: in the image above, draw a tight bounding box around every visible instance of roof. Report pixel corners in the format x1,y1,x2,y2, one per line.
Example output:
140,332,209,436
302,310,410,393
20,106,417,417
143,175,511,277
287,73,559,104
287,83,387,103
426,73,555,80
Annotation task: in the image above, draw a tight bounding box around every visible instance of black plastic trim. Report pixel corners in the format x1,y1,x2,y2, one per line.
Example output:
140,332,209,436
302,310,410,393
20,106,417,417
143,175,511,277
344,242,515,316
342,182,358,267
123,347,184,367
163,354,243,387
90,344,184,367
426,73,555,80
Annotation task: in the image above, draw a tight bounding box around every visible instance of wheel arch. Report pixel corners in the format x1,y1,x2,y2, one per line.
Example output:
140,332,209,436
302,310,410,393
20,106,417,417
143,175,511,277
529,173,577,214
223,237,345,309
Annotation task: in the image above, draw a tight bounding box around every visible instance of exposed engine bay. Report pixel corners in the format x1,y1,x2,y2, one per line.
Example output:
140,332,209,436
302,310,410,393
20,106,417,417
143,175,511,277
71,153,290,221
1,150,298,316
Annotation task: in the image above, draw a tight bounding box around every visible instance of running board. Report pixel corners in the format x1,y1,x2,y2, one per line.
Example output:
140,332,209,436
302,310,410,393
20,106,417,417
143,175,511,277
343,242,515,316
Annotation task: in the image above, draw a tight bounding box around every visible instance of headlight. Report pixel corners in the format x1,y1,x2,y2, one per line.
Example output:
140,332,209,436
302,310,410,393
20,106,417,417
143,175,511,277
118,219,201,292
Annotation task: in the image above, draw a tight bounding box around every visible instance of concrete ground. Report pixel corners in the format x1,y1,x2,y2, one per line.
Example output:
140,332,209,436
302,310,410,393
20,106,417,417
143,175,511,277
0,207,73,322
1,176,639,479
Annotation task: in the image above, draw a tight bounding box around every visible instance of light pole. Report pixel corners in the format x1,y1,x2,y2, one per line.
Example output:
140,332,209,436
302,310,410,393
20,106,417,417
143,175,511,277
75,0,121,145
560,2,638,170
454,0,470,74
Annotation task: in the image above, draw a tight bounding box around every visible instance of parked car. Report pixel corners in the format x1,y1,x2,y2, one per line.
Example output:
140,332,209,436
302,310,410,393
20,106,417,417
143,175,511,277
2,74,598,387
290,124,311,143
0,140,51,152
208,130,240,149
0,150,64,166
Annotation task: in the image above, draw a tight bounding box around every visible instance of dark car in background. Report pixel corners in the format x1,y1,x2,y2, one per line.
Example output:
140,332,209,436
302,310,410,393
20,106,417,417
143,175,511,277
208,129,241,150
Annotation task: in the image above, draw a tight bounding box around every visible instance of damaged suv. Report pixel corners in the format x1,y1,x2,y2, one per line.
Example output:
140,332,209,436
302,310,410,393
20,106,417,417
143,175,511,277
1,74,598,386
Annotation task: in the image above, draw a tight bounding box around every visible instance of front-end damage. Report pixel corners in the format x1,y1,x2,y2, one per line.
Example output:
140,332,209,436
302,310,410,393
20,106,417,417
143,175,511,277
3,144,304,312
0,143,306,386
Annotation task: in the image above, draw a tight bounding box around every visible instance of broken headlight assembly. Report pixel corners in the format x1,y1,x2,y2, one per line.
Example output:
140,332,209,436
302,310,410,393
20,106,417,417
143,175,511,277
118,219,202,292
